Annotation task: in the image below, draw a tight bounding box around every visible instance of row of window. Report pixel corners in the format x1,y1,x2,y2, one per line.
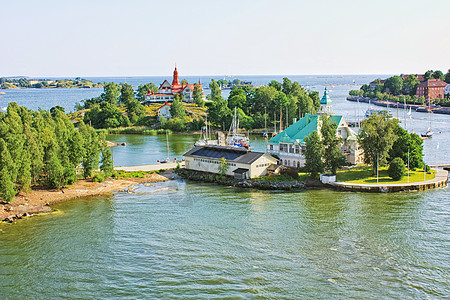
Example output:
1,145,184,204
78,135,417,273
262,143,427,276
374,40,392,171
193,158,237,167
256,163,270,168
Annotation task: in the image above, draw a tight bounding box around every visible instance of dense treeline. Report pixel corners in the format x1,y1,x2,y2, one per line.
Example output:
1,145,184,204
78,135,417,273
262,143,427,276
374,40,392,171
0,103,111,203
207,77,320,130
0,77,101,89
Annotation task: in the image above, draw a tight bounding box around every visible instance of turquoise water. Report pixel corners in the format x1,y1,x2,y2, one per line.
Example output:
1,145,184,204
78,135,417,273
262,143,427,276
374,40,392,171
0,75,449,298
1,182,449,298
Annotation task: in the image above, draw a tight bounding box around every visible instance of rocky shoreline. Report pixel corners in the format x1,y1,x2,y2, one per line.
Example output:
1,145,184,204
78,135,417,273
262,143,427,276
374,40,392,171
175,169,323,190
0,171,176,224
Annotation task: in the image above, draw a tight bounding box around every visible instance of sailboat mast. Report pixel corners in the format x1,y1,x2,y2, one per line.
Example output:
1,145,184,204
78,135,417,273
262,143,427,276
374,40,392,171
166,132,170,161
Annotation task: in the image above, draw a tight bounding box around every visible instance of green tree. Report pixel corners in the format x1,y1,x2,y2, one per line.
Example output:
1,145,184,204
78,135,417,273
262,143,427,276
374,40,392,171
389,124,423,170
126,99,146,124
403,75,420,96
209,79,222,101
282,77,292,95
358,111,398,174
193,83,204,107
384,76,403,95
100,82,120,105
136,83,158,101
424,70,434,81
268,80,282,91
0,139,16,202
79,121,100,178
320,116,346,174
50,106,65,118
228,87,247,110
218,157,229,176
444,69,450,84
304,130,324,179
170,94,186,119
100,136,114,178
389,157,405,181
432,70,444,80
208,97,231,129
181,79,188,85
119,83,135,106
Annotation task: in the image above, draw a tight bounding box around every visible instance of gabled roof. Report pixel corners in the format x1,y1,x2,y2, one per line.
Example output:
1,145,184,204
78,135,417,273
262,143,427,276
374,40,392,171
268,114,343,145
417,79,447,88
184,145,277,165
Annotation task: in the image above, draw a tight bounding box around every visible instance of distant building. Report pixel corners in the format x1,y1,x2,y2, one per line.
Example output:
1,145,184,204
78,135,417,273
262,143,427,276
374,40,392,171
416,79,447,100
144,67,205,103
267,89,363,168
157,102,171,121
369,79,386,91
183,145,278,179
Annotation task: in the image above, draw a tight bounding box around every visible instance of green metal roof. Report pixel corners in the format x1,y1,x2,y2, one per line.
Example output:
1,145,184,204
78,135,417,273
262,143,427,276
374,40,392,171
320,88,332,105
268,113,343,145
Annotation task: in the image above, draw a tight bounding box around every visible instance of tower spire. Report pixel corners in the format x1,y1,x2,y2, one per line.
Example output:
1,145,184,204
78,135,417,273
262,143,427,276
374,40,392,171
172,65,180,85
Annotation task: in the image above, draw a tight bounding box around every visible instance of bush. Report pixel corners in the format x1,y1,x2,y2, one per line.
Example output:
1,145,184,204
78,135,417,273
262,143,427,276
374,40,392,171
280,167,299,179
93,172,105,182
389,157,405,180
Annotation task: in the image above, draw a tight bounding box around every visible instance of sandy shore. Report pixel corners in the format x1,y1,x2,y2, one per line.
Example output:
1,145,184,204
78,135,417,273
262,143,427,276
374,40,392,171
0,170,176,222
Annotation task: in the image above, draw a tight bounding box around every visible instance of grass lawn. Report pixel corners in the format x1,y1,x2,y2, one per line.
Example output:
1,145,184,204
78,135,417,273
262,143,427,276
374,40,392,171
336,166,435,184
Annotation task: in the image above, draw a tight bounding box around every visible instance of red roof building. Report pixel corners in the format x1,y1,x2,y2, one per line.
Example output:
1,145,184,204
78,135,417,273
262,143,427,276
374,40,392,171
144,67,204,103
416,79,447,100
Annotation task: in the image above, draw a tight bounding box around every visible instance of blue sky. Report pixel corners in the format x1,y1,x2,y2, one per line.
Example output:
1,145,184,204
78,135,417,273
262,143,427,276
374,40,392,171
1,0,449,77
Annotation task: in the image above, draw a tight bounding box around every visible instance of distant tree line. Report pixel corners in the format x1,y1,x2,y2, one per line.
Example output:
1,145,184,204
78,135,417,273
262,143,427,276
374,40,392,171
349,69,450,106
0,103,112,203
0,77,102,89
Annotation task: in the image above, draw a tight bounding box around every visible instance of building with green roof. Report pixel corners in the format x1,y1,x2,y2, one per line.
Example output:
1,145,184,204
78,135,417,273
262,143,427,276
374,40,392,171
267,89,362,168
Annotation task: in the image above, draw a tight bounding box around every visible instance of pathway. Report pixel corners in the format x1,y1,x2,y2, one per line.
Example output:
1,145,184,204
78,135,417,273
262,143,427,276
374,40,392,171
115,161,185,172
332,169,448,192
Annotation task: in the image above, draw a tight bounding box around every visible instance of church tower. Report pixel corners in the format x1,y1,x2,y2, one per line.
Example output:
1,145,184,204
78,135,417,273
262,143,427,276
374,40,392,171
172,66,180,86
318,88,333,115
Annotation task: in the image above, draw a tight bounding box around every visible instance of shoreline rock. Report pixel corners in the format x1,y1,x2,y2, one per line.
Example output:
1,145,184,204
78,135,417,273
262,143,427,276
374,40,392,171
175,169,319,190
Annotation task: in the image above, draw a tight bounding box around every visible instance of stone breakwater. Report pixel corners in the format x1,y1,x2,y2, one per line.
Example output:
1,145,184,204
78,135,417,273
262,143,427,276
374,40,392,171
175,169,313,190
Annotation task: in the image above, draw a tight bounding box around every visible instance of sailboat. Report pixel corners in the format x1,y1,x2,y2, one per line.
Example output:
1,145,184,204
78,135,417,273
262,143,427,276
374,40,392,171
195,116,219,146
421,98,433,138
158,132,171,163
226,107,250,149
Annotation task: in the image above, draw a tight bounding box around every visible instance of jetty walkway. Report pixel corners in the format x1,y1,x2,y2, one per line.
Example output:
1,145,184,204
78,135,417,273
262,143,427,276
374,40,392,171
114,161,185,172
332,169,448,192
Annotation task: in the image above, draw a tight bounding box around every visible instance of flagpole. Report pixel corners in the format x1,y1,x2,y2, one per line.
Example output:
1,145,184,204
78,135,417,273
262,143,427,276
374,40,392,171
407,148,410,183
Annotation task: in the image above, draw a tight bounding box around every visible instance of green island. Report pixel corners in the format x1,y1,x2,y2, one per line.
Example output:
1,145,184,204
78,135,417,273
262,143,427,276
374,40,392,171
0,77,102,89
349,69,450,106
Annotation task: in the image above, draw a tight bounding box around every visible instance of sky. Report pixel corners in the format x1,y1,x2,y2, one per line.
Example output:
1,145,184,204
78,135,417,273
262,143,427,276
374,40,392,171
1,0,449,77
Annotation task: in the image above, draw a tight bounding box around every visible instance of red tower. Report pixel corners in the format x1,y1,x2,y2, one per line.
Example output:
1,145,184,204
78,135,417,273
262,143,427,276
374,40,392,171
172,66,180,86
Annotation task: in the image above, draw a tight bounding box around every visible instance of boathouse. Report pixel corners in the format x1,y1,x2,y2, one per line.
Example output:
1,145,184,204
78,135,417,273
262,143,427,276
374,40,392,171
183,145,278,179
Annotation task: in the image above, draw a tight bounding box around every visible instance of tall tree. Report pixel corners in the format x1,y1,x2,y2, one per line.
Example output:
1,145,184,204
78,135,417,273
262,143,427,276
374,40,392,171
170,94,186,119
432,70,444,80
358,111,398,174
0,138,16,202
320,116,346,174
100,82,120,105
209,79,222,101
384,76,403,95
444,69,450,84
193,83,204,107
403,74,420,96
100,135,114,178
389,124,423,170
304,130,324,179
119,83,135,106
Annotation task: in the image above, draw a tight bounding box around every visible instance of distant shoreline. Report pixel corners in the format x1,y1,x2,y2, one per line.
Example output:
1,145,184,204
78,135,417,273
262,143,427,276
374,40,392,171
347,96,450,115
